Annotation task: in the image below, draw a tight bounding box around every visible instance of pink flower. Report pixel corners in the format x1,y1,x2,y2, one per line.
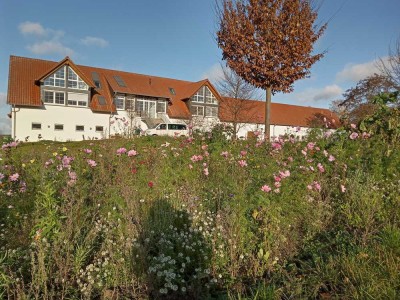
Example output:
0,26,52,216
240,150,247,157
309,166,315,171
201,144,208,151
274,181,281,188
9,173,19,182
62,156,73,168
116,147,127,155
87,159,97,167
68,171,77,180
307,142,315,150
127,150,138,157
261,185,271,193
313,181,321,192
350,123,357,129
301,149,307,156
189,164,193,169
307,185,313,190
279,170,290,178
362,132,371,139
271,142,282,150
238,160,247,167
83,149,92,154
317,163,325,173
274,176,282,182
323,150,329,157
287,156,294,162
190,155,203,162
203,168,209,176
148,181,154,188
328,155,335,162
220,151,229,158
340,185,346,193
349,132,359,140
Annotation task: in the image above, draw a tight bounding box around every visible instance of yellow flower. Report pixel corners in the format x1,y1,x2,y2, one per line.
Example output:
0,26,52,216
62,147,68,152
30,159,35,164
53,152,58,156
22,163,26,168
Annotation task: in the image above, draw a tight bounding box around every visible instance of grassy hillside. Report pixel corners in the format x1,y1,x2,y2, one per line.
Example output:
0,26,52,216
1,123,399,299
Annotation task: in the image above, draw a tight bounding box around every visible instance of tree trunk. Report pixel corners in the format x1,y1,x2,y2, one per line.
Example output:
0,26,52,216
265,87,271,140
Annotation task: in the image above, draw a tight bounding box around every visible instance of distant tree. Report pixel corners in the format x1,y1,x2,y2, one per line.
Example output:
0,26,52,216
216,0,327,139
377,38,400,88
216,65,261,139
333,74,397,125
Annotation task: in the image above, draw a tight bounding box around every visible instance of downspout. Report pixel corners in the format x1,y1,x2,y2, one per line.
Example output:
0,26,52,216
12,104,20,141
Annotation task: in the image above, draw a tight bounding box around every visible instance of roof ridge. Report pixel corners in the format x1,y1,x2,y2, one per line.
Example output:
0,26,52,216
10,55,199,85
80,64,195,84
221,96,331,111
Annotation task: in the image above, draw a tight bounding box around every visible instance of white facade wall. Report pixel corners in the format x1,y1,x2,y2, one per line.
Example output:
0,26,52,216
13,106,110,142
235,123,309,139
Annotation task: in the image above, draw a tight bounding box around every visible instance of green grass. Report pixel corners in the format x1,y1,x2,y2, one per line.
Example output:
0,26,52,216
1,129,399,299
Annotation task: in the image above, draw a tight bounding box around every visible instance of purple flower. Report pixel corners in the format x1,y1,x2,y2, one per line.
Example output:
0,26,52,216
116,147,127,155
349,132,359,140
9,173,19,182
127,149,138,157
83,149,92,154
87,159,97,167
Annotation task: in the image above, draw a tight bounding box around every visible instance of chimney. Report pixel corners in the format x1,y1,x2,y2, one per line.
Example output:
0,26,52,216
149,77,152,85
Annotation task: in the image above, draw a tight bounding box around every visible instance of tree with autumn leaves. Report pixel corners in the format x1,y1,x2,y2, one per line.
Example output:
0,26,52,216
216,0,327,139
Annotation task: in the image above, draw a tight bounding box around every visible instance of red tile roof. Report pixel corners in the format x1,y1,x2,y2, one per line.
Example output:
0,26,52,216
219,97,339,128
7,55,203,116
7,56,338,127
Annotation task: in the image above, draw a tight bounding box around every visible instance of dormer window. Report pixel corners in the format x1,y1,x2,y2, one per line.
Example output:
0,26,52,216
67,67,88,90
44,66,65,87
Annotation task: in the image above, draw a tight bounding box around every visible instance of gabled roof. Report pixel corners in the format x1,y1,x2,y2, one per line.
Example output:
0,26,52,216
35,56,95,89
219,97,339,128
7,55,217,116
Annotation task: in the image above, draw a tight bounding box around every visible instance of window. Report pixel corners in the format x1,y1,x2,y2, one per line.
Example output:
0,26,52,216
169,87,176,95
95,126,104,132
32,123,41,130
44,66,65,87
43,91,65,105
205,87,218,104
98,96,106,105
44,91,54,103
114,75,126,87
192,105,204,116
157,124,167,130
55,92,65,105
168,124,186,130
76,125,84,131
192,87,205,103
206,106,218,117
92,72,101,89
126,96,135,110
114,96,125,110
156,101,167,113
68,67,88,90
54,124,64,131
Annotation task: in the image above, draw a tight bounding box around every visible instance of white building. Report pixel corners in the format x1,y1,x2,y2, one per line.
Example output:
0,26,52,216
6,56,338,142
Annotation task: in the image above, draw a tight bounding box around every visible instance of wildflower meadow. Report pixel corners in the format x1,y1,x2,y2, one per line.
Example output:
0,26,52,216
1,113,400,298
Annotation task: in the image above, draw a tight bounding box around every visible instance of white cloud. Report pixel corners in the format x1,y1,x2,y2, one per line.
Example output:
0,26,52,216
18,21,46,36
80,36,109,47
296,84,343,103
200,64,225,83
336,58,387,82
27,41,75,56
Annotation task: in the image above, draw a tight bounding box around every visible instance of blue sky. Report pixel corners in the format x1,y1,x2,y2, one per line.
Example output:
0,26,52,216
0,0,399,134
